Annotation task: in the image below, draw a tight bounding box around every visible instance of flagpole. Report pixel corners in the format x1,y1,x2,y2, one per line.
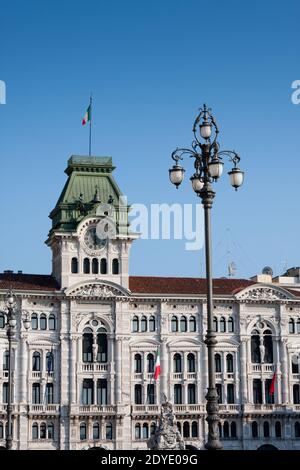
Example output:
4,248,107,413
89,94,92,156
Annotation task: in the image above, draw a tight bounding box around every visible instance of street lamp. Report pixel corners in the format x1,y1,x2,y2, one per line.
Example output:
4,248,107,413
169,104,244,450
5,290,17,450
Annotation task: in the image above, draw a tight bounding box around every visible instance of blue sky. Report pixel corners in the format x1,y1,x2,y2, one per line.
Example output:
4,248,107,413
0,0,299,279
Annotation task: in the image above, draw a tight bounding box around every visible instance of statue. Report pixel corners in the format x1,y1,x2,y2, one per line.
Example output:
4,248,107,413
147,398,185,450
259,340,265,364
92,343,98,362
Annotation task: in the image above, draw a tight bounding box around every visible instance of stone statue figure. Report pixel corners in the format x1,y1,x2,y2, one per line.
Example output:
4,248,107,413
259,340,265,364
92,343,98,362
147,399,185,450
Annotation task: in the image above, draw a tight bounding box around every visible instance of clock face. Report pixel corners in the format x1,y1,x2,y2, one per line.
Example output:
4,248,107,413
83,226,106,251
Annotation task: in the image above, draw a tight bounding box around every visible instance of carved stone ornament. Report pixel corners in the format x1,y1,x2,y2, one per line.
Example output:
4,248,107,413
238,288,289,301
147,400,185,450
67,283,127,298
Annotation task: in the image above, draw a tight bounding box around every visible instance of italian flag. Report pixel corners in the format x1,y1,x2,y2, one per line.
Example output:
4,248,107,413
154,349,161,380
269,372,277,395
82,104,91,125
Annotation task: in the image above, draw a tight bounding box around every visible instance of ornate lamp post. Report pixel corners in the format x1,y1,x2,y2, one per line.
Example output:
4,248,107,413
5,290,17,450
169,104,244,450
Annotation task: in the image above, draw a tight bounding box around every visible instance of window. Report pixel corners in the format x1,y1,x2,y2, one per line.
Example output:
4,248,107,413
228,317,234,333
31,313,38,330
216,384,222,403
46,352,54,373
135,424,141,439
171,316,178,332
226,354,234,373
92,258,99,274
223,421,229,438
32,383,41,404
213,317,218,332
3,350,9,370
147,353,154,373
173,353,182,373
183,422,190,438
263,331,273,363
187,353,195,373
0,422,3,439
100,258,107,274
189,316,196,332
231,422,237,438
82,328,93,363
0,313,5,329
48,423,54,439
106,423,113,440
3,383,8,403
150,422,156,435
147,384,155,404
142,423,149,439
191,421,198,438
134,354,142,373
215,354,221,373
83,258,90,274
135,384,142,404
149,316,155,332
174,384,182,404
180,316,187,332
177,422,181,434
112,259,119,275
218,422,222,438
188,384,196,404
80,422,87,440
32,352,41,371
48,314,56,330
265,379,274,404
46,384,54,404
40,314,47,331
292,357,299,374
263,421,270,438
97,328,108,363
275,421,282,438
40,422,46,439
293,384,300,404
227,384,235,404
32,422,38,440
93,422,100,440
297,319,300,334
252,421,258,438
220,317,226,333
132,316,139,332
71,257,78,274
289,319,295,334
141,316,147,332
295,422,300,438
82,379,94,405
251,333,261,363
253,379,262,404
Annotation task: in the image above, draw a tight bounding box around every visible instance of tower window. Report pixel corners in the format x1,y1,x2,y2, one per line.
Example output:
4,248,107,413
83,258,90,274
100,258,107,274
92,258,99,274
112,258,119,275
71,257,78,274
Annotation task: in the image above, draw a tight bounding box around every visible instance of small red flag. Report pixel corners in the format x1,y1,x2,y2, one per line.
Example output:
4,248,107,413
269,372,277,395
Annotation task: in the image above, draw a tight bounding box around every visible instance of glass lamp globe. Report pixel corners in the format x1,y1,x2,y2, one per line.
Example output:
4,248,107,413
169,165,185,188
190,174,204,194
228,167,244,190
200,121,212,139
208,158,224,180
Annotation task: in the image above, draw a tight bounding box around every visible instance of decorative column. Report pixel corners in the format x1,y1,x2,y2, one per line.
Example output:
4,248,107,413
115,337,122,404
274,337,282,404
20,332,28,403
281,338,288,404
69,337,77,404
240,338,248,403
160,338,168,401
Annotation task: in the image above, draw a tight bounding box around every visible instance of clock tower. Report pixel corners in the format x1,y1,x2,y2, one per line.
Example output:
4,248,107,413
46,156,138,289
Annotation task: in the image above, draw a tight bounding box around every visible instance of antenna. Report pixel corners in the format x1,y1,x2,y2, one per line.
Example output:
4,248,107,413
228,261,237,277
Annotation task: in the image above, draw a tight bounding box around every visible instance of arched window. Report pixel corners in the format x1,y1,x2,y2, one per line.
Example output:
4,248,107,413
275,421,282,438
227,384,235,404
83,258,90,274
174,384,182,404
3,383,8,403
218,422,222,438
48,314,56,331
191,421,198,438
32,383,41,404
149,316,155,332
47,423,54,439
100,258,107,274
80,422,87,440
252,421,258,438
251,332,261,363
292,355,299,374
147,384,155,404
106,423,113,440
82,327,93,363
177,422,181,434
150,422,156,435
180,316,187,332
215,353,221,373
93,422,100,440
132,316,139,332
40,422,46,439
297,319,300,334
97,327,108,363
183,421,190,438
112,259,119,275
147,353,154,373
171,316,178,332
46,383,54,404
92,258,99,274
187,353,195,373
142,423,149,439
289,318,295,334
0,313,5,329
46,352,54,373
134,354,142,373
188,384,196,404
32,422,38,440
97,379,107,405
71,257,78,274
135,384,142,404
173,353,182,373
293,384,300,404
231,422,237,438
223,421,229,438
263,421,270,438
3,350,9,370
135,424,141,439
141,316,147,332
226,354,234,373
213,317,218,332
40,314,47,331
31,313,38,330
228,317,234,333
189,316,196,332
220,317,226,333
263,330,273,363
32,352,41,371
295,422,300,438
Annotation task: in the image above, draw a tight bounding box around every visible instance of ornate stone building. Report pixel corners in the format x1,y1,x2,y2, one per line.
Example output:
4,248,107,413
0,156,300,450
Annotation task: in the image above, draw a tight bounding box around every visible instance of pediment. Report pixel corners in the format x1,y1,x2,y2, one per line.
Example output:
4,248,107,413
235,284,292,301
65,280,130,298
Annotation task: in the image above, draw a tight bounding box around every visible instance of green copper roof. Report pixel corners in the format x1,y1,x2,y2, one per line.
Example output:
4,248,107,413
49,155,129,234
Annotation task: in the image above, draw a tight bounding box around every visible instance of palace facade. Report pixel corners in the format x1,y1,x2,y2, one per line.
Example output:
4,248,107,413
1,156,300,450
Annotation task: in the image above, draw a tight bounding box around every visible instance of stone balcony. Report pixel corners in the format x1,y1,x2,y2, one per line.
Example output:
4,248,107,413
28,404,60,415
77,363,109,373
249,364,275,373
131,404,204,415
77,405,116,414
